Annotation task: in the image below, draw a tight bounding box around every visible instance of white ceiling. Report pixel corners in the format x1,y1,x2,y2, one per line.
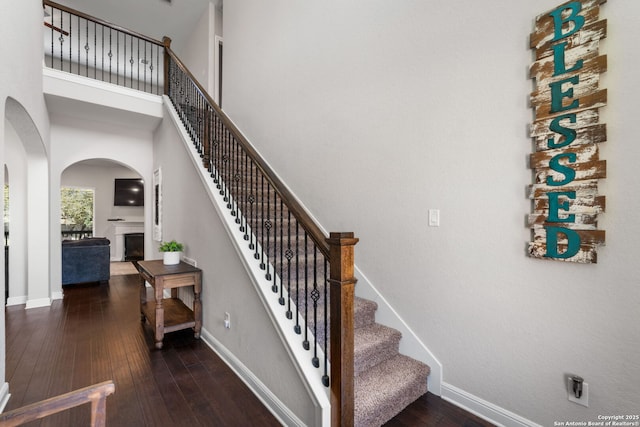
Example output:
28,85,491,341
53,0,217,51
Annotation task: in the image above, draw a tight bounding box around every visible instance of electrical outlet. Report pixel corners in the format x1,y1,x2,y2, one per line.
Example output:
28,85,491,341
224,312,231,329
181,256,197,267
567,378,589,407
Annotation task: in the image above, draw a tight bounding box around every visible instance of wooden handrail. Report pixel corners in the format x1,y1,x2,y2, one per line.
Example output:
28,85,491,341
43,0,164,47
0,380,115,427
164,43,331,258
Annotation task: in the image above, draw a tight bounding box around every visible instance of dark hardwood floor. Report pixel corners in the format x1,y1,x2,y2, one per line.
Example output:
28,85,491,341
4,272,494,426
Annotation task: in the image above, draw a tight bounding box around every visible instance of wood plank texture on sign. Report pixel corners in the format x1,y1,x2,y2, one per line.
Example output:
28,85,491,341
530,109,601,137
528,213,598,229
532,19,607,60
530,40,601,80
530,55,607,104
533,89,607,121
530,144,599,168
532,195,606,214
530,0,606,50
531,123,606,152
528,242,598,263
532,227,605,245
533,159,606,184
528,179,599,199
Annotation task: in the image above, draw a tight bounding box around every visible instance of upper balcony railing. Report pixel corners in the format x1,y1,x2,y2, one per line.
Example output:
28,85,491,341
43,0,164,95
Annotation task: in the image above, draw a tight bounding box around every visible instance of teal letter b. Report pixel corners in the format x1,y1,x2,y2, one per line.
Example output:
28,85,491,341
549,2,585,42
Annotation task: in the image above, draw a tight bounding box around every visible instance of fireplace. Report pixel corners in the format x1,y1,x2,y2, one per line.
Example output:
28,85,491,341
124,233,144,261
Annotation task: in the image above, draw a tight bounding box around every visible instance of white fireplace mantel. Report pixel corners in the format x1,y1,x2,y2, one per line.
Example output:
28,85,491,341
111,221,144,261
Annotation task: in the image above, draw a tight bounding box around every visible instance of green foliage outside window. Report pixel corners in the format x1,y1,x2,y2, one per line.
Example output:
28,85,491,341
61,187,94,229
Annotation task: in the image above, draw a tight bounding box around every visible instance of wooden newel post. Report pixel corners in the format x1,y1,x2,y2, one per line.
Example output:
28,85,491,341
162,36,172,96
327,231,359,427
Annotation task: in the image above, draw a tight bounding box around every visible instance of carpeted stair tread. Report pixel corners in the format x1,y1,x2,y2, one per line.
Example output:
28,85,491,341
289,297,379,354
354,323,401,376
354,297,377,328
354,354,430,427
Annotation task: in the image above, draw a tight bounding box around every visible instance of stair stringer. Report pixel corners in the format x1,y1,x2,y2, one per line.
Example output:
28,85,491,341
163,97,331,427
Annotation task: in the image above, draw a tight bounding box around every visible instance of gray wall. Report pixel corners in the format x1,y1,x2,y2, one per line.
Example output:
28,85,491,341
222,0,640,424
153,109,318,425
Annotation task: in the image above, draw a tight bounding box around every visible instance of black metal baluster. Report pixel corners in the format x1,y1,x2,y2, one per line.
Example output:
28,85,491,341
228,133,235,211
294,221,301,334
84,18,88,76
116,31,120,86
265,185,272,282
108,28,112,83
77,15,81,74
311,247,320,368
240,149,248,236
213,115,221,188
49,6,54,68
303,232,309,350
58,10,64,69
322,258,329,386
279,199,286,306
149,44,153,94
156,45,161,95
130,36,134,88
143,41,147,92
248,160,256,250
285,210,293,318
68,11,72,71
101,25,104,81
232,139,240,222
93,21,97,79
223,129,230,203
257,175,264,262
137,38,140,90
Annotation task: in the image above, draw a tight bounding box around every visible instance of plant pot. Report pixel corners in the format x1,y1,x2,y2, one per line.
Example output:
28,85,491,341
163,251,181,265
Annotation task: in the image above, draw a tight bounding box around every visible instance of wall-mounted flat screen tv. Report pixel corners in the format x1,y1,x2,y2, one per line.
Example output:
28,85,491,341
114,178,144,206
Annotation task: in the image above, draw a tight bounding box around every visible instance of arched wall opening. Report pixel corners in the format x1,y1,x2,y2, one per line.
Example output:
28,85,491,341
4,97,50,309
60,159,146,264
47,113,154,298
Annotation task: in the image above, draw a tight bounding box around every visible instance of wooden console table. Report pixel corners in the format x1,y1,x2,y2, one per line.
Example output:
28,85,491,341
136,260,202,349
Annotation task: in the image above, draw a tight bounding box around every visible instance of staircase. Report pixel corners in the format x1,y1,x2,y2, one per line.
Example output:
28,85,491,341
206,120,430,425
41,1,431,424
168,54,431,426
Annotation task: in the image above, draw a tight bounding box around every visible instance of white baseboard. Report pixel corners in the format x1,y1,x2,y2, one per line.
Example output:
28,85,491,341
199,328,306,427
25,298,51,309
51,291,63,301
0,382,10,413
441,382,541,427
5,296,27,307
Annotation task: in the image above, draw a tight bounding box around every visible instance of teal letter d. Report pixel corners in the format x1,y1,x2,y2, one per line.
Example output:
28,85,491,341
545,226,581,259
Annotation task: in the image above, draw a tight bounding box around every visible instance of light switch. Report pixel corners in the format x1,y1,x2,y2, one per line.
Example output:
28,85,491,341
428,209,440,227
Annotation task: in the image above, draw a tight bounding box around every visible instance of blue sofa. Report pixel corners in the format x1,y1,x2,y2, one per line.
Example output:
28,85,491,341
62,238,111,286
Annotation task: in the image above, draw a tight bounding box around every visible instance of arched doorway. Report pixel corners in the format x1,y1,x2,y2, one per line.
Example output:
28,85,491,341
4,98,49,308
61,159,145,266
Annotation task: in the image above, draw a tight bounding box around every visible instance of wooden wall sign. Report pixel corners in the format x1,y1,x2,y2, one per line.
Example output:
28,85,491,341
528,0,607,263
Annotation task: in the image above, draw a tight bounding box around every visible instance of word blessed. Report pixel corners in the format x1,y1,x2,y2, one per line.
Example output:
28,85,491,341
529,0,607,263
544,2,587,259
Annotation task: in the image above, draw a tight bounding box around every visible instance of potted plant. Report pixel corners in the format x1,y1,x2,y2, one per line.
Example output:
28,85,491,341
159,240,184,265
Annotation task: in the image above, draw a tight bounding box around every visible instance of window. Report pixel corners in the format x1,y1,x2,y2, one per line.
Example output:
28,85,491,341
60,187,94,240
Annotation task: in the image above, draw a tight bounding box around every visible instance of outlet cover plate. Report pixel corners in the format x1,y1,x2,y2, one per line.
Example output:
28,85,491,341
567,378,589,407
